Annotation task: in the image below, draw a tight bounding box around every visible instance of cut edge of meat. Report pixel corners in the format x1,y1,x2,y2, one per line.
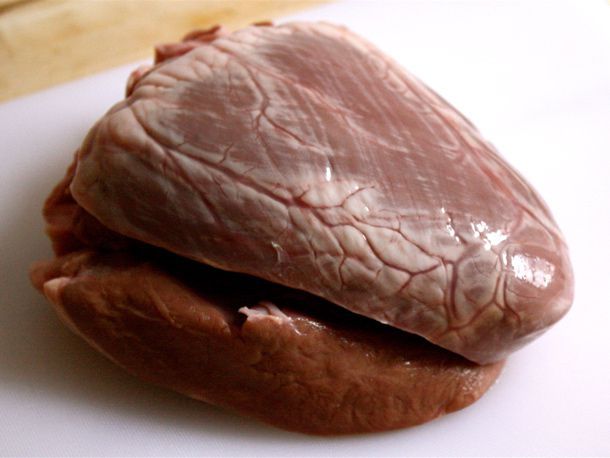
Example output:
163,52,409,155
30,246,505,435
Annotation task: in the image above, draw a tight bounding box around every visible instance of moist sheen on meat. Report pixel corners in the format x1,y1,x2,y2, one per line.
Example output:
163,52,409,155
69,22,573,364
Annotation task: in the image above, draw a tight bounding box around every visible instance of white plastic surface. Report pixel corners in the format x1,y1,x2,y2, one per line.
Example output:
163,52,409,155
1,1,609,456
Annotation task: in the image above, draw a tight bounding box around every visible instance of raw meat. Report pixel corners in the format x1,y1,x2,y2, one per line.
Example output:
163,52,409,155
70,22,573,364
31,175,503,434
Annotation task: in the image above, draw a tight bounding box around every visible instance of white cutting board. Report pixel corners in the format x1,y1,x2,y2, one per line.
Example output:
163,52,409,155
1,1,609,456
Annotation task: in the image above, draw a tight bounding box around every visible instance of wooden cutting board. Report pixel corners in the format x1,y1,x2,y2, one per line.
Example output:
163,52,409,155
0,0,326,102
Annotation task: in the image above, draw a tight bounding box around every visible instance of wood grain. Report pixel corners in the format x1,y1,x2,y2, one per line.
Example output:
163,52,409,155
0,0,326,101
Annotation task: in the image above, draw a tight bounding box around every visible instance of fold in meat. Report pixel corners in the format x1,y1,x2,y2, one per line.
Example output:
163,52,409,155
30,170,504,434
69,22,573,364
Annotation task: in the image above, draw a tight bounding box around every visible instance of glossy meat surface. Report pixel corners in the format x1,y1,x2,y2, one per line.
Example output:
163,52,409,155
71,22,573,363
